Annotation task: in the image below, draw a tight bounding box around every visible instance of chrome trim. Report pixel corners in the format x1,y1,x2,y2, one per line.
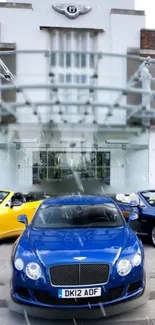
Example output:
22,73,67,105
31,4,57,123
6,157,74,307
74,257,86,261
48,263,111,288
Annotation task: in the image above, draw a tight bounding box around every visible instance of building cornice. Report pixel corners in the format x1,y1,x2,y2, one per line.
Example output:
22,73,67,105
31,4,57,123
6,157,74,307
111,9,145,16
0,3,32,10
40,26,104,32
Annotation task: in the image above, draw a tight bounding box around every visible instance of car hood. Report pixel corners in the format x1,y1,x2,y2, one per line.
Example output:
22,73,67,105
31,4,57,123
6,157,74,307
28,226,137,267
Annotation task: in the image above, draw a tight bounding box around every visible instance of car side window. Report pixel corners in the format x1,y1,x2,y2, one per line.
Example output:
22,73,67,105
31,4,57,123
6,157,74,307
139,199,146,208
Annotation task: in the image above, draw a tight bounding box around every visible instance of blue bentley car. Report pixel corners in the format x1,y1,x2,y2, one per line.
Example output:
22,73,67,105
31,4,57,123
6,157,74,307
10,195,148,319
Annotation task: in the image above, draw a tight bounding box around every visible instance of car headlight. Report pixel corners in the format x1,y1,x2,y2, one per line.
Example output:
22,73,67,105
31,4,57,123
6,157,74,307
117,259,132,276
133,253,142,266
25,262,41,280
14,258,24,271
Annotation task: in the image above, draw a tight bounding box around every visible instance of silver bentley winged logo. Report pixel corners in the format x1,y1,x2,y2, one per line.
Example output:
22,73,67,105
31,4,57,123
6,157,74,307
73,256,86,261
52,3,92,19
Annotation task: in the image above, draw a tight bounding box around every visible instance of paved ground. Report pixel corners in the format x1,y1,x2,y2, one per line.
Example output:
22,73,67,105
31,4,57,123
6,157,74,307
0,239,155,325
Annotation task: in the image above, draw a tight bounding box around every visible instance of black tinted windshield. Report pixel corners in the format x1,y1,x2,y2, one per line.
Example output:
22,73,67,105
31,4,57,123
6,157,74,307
141,191,155,206
32,203,124,229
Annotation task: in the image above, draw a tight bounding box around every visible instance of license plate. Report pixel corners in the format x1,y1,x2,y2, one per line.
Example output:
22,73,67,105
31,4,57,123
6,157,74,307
58,287,101,298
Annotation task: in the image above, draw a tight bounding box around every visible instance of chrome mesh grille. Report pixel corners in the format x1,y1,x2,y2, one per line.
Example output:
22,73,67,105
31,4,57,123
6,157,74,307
50,263,110,286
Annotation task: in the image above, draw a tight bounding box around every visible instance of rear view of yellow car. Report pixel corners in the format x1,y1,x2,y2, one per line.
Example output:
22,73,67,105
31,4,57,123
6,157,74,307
0,190,49,240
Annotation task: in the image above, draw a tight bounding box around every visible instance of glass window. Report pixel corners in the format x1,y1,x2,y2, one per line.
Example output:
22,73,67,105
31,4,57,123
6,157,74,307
39,168,47,180
51,53,56,66
33,151,39,165
58,32,65,66
48,167,61,180
97,152,110,184
33,203,124,229
96,152,102,166
140,199,145,207
141,191,155,207
81,54,86,67
48,152,55,167
81,75,87,84
32,151,110,183
74,74,80,84
66,74,72,83
66,53,71,67
59,74,64,83
59,53,64,67
75,53,80,68
51,32,56,66
39,152,47,167
32,152,39,183
89,54,94,68
97,152,110,167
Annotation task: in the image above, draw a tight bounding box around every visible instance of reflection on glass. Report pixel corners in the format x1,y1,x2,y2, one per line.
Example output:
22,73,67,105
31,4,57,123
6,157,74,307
75,53,80,67
33,152,38,165
74,75,80,84
51,53,56,66
66,74,72,83
48,167,62,180
59,74,64,83
59,53,64,67
39,152,47,167
48,152,55,167
33,203,124,229
32,151,111,183
81,54,86,67
81,75,87,84
39,168,47,180
66,53,71,67
89,54,94,68
97,152,110,184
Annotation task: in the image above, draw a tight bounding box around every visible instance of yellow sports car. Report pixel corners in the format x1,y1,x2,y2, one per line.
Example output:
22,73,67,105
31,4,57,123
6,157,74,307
0,190,49,240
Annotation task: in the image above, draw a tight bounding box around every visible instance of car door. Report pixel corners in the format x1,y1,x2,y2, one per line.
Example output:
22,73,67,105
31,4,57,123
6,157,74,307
0,191,26,239
129,198,151,237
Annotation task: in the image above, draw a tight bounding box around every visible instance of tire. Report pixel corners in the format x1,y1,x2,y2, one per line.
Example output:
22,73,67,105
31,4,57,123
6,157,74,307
151,225,155,246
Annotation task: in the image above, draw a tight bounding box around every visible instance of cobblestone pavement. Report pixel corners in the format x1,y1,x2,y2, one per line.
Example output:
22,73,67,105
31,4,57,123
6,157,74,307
0,239,155,325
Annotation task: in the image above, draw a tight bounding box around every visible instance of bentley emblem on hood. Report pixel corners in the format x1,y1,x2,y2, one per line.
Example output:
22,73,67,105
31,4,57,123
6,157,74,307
73,256,86,260
52,3,92,19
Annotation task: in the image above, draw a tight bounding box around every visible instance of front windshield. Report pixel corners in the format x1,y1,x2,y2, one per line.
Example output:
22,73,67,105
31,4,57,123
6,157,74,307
141,191,155,206
0,191,10,203
32,203,124,229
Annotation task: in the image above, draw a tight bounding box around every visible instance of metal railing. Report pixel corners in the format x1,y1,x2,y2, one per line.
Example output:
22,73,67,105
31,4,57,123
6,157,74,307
0,50,154,128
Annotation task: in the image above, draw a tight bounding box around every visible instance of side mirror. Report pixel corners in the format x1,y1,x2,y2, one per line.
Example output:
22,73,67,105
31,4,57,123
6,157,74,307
129,200,139,208
17,214,28,227
128,212,138,222
11,200,23,208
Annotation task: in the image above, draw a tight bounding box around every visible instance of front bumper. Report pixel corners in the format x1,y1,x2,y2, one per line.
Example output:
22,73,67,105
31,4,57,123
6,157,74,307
9,273,149,320
8,286,149,319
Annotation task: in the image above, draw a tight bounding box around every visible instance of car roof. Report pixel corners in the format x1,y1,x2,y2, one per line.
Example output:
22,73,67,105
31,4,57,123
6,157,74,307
43,195,114,206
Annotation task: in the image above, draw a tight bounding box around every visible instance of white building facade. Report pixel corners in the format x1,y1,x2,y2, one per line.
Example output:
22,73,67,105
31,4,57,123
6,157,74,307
0,0,151,193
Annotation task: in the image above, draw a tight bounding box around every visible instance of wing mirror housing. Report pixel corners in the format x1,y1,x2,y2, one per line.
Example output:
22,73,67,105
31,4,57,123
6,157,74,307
17,214,28,227
11,200,23,208
129,200,139,208
128,212,138,223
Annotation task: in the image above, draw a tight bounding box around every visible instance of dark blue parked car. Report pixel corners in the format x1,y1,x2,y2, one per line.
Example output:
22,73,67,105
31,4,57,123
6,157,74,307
108,190,155,246
10,195,148,319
